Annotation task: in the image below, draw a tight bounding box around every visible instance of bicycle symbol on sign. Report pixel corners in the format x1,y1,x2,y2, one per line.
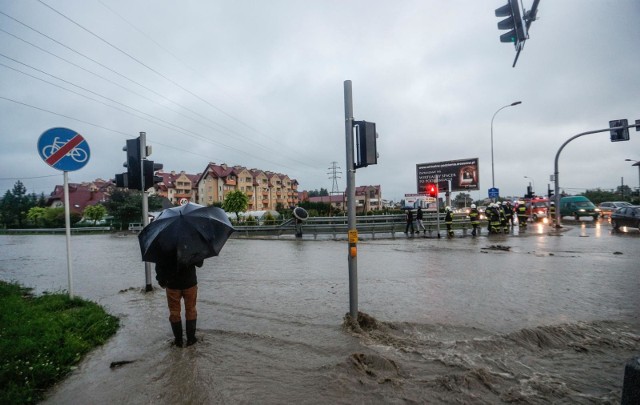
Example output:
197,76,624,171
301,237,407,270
41,137,88,163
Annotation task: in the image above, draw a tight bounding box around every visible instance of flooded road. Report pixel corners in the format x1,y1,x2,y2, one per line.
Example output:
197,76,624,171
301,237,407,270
1,221,638,403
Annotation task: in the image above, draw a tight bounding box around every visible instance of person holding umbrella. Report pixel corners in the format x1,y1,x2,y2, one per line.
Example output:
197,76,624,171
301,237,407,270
138,202,235,348
155,256,203,347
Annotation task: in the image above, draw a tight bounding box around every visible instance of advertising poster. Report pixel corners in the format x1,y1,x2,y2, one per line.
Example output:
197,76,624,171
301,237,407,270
416,158,479,193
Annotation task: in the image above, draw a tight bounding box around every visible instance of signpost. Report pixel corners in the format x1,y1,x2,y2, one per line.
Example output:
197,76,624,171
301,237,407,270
488,187,500,200
37,128,91,298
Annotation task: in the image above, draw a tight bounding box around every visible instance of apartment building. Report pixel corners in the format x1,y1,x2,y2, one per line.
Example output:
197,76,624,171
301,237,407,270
155,171,200,205
196,162,299,210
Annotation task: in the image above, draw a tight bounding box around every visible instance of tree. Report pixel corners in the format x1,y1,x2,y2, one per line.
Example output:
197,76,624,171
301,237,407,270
103,189,143,230
27,207,48,227
308,188,329,197
84,204,107,224
453,192,472,209
223,190,249,221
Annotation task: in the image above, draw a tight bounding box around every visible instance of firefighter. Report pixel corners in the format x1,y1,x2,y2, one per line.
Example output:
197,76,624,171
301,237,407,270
499,201,509,233
504,201,514,227
488,203,502,234
516,200,528,228
445,206,454,237
469,204,480,236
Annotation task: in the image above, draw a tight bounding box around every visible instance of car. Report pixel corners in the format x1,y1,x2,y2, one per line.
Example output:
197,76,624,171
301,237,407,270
559,196,600,220
598,201,632,218
610,206,640,230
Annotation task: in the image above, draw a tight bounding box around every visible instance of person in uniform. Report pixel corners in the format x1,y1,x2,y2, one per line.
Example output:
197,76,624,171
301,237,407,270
445,206,454,237
469,204,480,236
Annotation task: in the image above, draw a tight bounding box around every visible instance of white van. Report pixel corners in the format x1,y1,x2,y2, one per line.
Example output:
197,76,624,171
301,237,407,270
128,223,143,232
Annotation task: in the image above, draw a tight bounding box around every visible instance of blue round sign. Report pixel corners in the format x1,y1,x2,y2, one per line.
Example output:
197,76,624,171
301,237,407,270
37,127,90,172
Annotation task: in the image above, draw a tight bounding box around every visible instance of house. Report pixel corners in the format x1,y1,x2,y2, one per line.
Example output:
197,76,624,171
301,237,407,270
154,170,200,205
304,185,382,213
47,179,114,214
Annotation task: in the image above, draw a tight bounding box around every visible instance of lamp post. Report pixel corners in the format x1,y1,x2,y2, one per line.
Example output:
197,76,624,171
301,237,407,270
625,159,640,196
491,101,522,190
524,175,535,195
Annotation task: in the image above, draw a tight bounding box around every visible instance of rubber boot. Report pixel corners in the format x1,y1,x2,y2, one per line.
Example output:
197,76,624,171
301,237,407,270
170,321,183,347
186,319,198,346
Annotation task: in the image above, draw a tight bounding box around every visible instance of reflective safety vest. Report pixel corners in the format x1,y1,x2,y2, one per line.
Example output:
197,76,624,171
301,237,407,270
469,209,479,224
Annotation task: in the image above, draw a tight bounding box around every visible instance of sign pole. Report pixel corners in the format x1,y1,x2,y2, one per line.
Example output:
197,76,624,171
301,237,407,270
63,171,74,298
344,80,358,319
435,174,441,238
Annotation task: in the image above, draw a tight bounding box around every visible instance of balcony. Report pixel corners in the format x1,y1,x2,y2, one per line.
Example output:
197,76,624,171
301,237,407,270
225,178,236,186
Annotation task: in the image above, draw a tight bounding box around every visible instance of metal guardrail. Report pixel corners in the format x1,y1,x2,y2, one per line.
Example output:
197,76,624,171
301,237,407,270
233,214,487,239
0,227,112,234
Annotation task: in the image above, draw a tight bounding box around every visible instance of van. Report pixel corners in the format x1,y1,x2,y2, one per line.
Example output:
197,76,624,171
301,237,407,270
128,222,143,232
559,196,600,220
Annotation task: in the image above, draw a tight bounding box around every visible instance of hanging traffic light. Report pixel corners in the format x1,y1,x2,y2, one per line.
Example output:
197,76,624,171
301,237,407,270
426,183,438,198
495,0,526,46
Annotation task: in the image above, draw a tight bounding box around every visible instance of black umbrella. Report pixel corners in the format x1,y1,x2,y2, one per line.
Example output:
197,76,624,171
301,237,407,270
138,202,235,265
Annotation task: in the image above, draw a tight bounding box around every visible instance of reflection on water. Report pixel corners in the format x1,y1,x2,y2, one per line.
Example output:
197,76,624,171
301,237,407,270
0,226,638,404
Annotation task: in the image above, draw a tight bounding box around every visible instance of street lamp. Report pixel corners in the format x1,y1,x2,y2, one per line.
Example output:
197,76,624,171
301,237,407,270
491,101,522,190
524,175,535,195
625,159,640,195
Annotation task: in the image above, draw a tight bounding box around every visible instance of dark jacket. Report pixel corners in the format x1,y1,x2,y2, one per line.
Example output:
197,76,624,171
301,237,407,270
155,257,203,290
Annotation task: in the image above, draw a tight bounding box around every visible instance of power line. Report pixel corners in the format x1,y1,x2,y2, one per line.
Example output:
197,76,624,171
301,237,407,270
36,0,321,165
0,11,322,169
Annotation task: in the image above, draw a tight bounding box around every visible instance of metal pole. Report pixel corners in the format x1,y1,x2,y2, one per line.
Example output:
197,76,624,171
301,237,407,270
554,127,623,228
491,102,522,193
344,80,357,319
435,174,441,238
63,171,74,298
140,132,153,292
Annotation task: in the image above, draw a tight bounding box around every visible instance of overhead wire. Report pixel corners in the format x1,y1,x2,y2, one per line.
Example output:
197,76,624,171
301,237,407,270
0,14,312,167
36,0,325,167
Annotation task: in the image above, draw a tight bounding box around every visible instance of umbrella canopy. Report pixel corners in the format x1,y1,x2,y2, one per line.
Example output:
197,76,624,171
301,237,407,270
138,202,235,265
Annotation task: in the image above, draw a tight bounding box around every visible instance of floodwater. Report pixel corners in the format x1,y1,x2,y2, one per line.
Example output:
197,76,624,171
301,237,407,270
1,221,639,404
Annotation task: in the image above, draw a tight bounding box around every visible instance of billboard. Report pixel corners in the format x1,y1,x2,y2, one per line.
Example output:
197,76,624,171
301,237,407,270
416,158,479,193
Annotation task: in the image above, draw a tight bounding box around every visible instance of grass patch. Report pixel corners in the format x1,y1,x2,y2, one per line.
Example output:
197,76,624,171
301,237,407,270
0,281,119,404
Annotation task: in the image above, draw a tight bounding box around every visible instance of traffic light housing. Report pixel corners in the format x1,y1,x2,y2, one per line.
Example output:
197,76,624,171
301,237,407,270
123,137,142,190
495,0,526,46
609,119,629,142
426,183,438,198
547,186,554,199
353,120,378,169
143,160,163,190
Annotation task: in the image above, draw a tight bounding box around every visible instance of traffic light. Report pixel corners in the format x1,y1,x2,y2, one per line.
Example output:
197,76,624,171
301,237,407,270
123,137,142,190
547,186,554,199
609,119,629,142
143,160,163,190
495,0,526,46
115,173,128,188
426,183,438,198
353,120,378,169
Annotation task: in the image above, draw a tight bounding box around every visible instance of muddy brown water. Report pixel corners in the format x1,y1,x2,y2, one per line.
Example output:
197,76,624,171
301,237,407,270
1,221,638,404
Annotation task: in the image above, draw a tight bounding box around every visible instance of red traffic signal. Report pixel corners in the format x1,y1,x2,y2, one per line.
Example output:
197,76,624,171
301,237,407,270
426,183,438,197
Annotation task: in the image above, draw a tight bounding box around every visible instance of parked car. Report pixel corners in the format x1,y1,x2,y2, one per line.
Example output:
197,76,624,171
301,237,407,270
610,206,640,230
559,196,600,220
598,201,632,218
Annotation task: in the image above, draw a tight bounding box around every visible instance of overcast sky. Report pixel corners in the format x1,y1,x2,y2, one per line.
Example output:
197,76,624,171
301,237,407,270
1,0,639,203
